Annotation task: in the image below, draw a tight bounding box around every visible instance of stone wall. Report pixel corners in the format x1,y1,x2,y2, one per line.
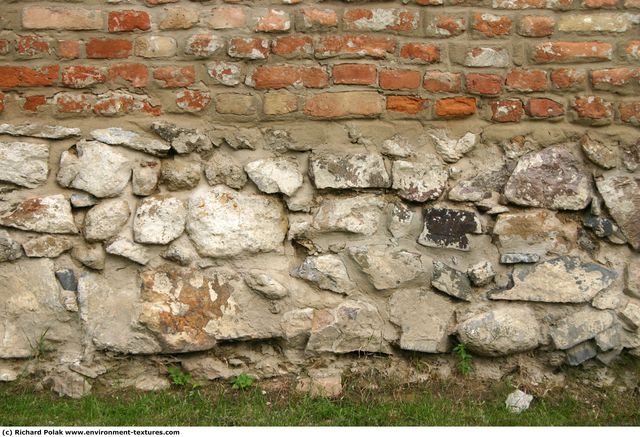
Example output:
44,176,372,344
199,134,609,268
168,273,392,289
0,0,639,396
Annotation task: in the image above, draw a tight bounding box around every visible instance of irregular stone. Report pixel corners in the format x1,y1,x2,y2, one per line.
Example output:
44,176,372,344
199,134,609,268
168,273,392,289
133,196,186,245
134,375,170,392
23,235,73,258
504,147,592,210
57,141,131,198
580,135,618,169
381,135,413,158
500,253,540,264
105,237,151,265
467,261,495,287
0,367,19,382
432,261,472,301
493,210,577,258
244,271,289,299
204,152,247,190
139,265,283,352
70,193,98,208
0,142,49,188
291,254,353,295
429,130,477,163
284,182,314,212
55,269,77,292
0,194,78,234
161,237,199,266
387,202,415,238
505,390,533,414
221,128,264,150
71,243,105,270
0,259,79,358
566,341,598,366
490,256,617,303
349,245,425,290
83,199,130,241
391,160,448,202
160,158,201,191
417,207,481,251
595,324,622,351
43,371,91,399
186,186,286,257
619,301,640,330
91,127,170,157
132,160,161,196
0,230,22,262
309,153,390,189
182,357,234,380
627,258,640,299
0,123,81,139
301,369,343,398
306,300,386,354
312,195,385,236
448,165,513,203
151,121,211,154
390,289,456,353
583,216,618,238
77,270,161,354
550,309,614,350
596,173,640,250
68,362,107,380
245,158,303,196
457,307,541,356
281,308,314,347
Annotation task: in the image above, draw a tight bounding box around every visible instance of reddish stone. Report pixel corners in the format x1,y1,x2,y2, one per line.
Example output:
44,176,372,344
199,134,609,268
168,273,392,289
176,90,212,112
399,43,440,63
423,71,462,93
250,65,328,89
591,68,640,90
332,64,377,85
108,10,151,32
386,96,429,114
490,100,524,122
61,66,106,88
0,65,59,88
505,69,548,92
16,36,50,58
272,36,313,57
108,63,149,87
550,68,587,90
153,66,196,88
472,13,512,37
86,38,132,59
228,38,270,59
23,95,47,112
316,35,396,59
573,96,613,121
466,73,503,96
379,69,421,90
525,98,565,118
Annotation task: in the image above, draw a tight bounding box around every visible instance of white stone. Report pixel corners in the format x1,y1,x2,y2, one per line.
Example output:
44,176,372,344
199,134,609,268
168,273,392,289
83,199,130,241
91,128,170,157
312,195,385,235
133,196,186,245
0,194,78,234
391,160,448,202
0,142,49,188
245,158,303,196
291,254,354,294
105,237,152,265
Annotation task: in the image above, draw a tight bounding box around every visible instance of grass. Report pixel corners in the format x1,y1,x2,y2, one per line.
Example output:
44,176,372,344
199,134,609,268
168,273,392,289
1,368,639,426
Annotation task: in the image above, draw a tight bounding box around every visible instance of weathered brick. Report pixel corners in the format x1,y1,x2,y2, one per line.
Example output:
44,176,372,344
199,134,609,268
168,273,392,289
297,8,338,31
22,6,102,30
107,63,149,87
625,0,640,7
582,0,617,7
525,98,565,118
61,66,106,88
386,96,429,114
399,43,440,63
425,15,466,38
176,90,212,112
185,33,224,57
54,93,93,114
518,16,555,37
263,92,298,115
466,73,504,95
0,92,5,112
160,7,199,30
228,38,270,60
134,36,177,58
591,68,640,94
551,68,587,90
207,7,247,29
93,92,160,116
423,71,462,93
490,99,524,122
333,64,377,85
153,66,196,88
57,40,81,59
0,40,10,55
23,95,46,112
0,65,59,88
558,14,632,33
108,10,151,32
272,36,313,58
472,13,512,37
16,36,50,58
254,9,291,32
304,92,384,118
145,0,179,5
249,65,328,89
532,42,612,63
435,97,476,118
379,69,421,90
343,9,418,32
316,35,396,59
87,38,133,59
492,0,571,8
215,93,257,115
505,69,548,92
207,62,243,86
464,47,510,67
619,102,640,125
625,41,640,62
572,96,613,123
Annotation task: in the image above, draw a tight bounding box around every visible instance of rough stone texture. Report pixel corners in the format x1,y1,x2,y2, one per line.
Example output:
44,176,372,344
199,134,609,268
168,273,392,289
245,158,303,196
596,174,640,250
432,261,472,301
91,128,170,157
160,158,201,191
467,261,495,287
133,196,186,244
504,147,592,211
0,230,22,262
71,243,105,270
309,153,390,189
506,390,533,414
244,271,289,300
457,307,541,357
391,160,448,202
580,135,618,169
418,207,481,251
313,195,385,236
105,237,151,265
429,130,477,163
550,309,614,350
291,254,354,295
133,160,161,196
151,121,210,154
22,235,73,258
0,123,81,139
490,256,617,303
204,152,248,190
0,142,49,188
448,165,512,203
349,245,425,291
83,199,130,241
186,186,286,257
0,195,78,234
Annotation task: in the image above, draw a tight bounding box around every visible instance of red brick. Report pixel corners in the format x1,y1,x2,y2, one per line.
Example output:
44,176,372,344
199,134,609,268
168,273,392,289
16,36,50,58
425,15,466,38
0,93,4,112
518,16,555,37
22,5,102,30
54,93,93,113
343,9,418,32
332,64,377,85
423,71,462,93
298,8,338,30
61,66,106,88
551,68,587,90
505,69,548,92
93,92,160,116
23,95,47,112
619,102,640,125
466,73,503,96
582,0,617,7
532,41,613,63
592,68,640,92
386,96,429,114
626,41,640,61
176,90,212,112
228,38,270,59
272,36,313,57
399,43,440,63
249,65,328,89
304,91,383,118
573,96,613,122
525,98,565,118
107,63,149,87
0,39,10,55
57,40,80,59
435,97,476,118
208,7,247,29
379,69,421,90
490,99,524,122
207,62,242,86
255,9,291,32
472,13,512,37
0,65,59,88
316,35,396,59
86,38,132,59
153,66,196,88
185,33,224,58
108,10,151,32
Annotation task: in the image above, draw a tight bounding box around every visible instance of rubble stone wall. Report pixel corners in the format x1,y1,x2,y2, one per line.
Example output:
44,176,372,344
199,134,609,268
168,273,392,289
0,0,639,395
